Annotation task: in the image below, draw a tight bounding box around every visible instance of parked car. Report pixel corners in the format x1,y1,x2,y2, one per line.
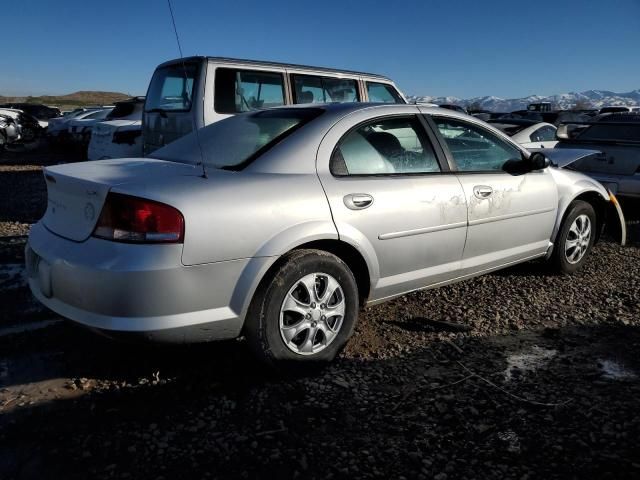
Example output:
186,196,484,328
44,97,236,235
26,103,622,369
87,97,145,160
488,119,558,148
0,103,60,128
527,102,553,112
599,106,640,115
556,116,640,198
48,108,105,144
0,112,22,148
142,56,407,154
0,108,45,149
67,108,114,147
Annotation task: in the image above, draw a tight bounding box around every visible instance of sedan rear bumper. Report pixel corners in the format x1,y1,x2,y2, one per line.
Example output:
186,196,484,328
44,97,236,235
25,222,251,343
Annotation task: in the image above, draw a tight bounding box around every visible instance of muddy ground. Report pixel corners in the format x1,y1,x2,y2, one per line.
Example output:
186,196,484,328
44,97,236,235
0,147,639,479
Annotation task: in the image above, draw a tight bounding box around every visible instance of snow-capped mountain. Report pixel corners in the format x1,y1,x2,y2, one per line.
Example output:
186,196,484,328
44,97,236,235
408,89,640,112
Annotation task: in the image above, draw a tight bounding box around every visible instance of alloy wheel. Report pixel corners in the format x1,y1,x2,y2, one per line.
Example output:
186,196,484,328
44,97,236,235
565,214,591,264
279,272,346,355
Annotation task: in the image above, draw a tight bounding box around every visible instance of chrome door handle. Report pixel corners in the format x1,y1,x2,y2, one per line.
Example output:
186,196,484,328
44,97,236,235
344,193,374,210
473,185,493,199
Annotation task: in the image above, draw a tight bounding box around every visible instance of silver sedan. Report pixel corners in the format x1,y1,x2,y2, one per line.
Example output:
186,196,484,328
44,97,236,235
26,103,618,368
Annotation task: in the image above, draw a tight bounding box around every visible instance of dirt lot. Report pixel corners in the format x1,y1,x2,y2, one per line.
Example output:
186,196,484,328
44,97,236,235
1,148,639,480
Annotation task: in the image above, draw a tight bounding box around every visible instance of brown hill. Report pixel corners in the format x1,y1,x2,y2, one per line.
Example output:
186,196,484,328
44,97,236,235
0,91,132,109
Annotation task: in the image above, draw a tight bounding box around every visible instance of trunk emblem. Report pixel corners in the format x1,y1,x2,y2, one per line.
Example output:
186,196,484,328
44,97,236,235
84,203,95,221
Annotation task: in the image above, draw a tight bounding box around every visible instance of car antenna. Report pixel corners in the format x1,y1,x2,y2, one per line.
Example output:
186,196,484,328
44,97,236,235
167,0,207,178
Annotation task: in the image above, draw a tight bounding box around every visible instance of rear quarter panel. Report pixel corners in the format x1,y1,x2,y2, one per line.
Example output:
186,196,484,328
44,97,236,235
111,170,337,266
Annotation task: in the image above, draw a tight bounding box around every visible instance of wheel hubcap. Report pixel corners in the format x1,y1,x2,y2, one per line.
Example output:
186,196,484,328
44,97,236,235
565,214,591,264
279,272,346,355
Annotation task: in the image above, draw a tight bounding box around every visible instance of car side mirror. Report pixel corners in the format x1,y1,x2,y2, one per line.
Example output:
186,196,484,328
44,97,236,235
529,152,550,170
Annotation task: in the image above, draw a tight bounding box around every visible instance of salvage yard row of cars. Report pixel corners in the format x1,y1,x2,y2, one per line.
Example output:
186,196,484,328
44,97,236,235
0,56,634,369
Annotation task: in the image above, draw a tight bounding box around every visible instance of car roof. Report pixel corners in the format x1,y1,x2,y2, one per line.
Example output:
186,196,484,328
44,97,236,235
156,56,394,82
249,103,481,129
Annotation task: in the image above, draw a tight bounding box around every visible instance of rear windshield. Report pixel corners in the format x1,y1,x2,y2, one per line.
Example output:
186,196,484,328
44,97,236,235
146,63,199,112
151,108,323,170
108,102,138,119
577,123,640,143
85,109,112,119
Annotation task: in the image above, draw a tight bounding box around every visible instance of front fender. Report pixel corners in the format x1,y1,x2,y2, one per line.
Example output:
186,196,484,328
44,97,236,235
549,168,610,243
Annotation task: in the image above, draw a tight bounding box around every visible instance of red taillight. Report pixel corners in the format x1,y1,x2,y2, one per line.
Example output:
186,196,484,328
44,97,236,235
93,193,184,243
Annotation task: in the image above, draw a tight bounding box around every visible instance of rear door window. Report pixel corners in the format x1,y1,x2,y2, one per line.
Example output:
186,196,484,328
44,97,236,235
366,82,404,104
331,116,440,175
214,68,286,114
292,74,359,104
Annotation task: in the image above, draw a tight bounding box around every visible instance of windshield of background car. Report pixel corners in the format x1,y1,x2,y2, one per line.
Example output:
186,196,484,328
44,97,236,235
491,123,528,136
577,123,640,142
108,102,136,119
151,108,323,169
146,63,199,112
85,109,112,119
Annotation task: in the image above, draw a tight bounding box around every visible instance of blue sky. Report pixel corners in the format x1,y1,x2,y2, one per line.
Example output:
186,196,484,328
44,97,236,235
3,0,639,99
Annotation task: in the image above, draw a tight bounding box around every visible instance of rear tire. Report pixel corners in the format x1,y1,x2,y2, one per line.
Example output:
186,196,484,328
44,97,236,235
244,249,359,371
551,200,596,274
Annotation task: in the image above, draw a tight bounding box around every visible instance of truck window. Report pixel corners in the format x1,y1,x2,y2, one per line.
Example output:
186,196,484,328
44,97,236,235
366,82,404,104
146,63,199,112
214,68,285,114
291,74,359,104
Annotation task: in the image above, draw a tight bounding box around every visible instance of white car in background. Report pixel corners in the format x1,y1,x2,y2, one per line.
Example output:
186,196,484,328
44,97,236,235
88,97,144,160
67,108,114,145
488,119,558,149
48,108,106,143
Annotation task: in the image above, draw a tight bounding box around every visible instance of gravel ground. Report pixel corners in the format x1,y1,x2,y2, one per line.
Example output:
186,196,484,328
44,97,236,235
0,148,639,480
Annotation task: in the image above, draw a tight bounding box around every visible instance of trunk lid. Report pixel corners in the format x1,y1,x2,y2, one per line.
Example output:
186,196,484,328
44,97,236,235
556,142,639,176
42,158,200,241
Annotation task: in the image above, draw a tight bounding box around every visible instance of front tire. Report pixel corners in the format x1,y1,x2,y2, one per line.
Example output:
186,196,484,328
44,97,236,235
551,200,596,274
244,249,359,370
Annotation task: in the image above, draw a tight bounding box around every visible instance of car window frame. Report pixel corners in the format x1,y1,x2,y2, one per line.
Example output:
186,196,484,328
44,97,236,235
329,113,451,178
426,114,528,174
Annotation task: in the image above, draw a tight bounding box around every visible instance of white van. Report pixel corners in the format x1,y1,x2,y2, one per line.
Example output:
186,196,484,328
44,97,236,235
142,56,406,155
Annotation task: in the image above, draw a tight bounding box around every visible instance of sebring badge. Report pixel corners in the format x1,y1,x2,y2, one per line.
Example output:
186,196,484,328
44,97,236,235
84,202,95,221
